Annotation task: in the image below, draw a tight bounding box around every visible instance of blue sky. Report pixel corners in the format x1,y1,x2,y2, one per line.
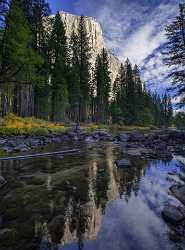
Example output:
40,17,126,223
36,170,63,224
47,0,180,96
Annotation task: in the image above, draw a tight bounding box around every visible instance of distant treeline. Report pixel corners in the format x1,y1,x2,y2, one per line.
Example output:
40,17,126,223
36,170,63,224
0,0,173,126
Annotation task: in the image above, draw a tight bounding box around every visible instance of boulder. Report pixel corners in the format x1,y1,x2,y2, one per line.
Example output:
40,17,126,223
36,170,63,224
115,159,131,168
118,133,130,142
162,205,185,225
129,130,145,142
170,185,185,206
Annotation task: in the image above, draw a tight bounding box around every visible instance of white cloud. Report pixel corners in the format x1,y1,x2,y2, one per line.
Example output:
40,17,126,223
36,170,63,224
74,0,179,93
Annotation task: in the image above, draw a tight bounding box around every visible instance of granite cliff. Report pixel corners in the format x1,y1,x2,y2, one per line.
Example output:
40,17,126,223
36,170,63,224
58,11,122,83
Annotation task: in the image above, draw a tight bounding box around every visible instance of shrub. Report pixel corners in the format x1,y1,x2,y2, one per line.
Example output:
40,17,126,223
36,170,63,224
0,113,67,135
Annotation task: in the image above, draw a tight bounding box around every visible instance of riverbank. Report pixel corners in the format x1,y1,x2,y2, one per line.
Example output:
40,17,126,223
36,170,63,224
0,126,185,161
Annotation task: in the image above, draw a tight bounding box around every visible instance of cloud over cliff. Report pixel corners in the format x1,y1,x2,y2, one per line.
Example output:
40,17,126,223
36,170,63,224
73,0,179,93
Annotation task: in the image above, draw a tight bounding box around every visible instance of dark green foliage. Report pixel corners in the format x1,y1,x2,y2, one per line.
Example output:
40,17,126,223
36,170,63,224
174,112,185,129
94,48,111,123
110,61,172,127
68,16,92,122
77,16,91,122
164,3,185,106
68,31,81,121
0,2,174,125
49,12,69,121
161,93,173,127
0,0,42,85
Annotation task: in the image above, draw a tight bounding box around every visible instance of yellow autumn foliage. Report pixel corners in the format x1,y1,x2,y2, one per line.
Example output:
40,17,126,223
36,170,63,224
0,113,66,135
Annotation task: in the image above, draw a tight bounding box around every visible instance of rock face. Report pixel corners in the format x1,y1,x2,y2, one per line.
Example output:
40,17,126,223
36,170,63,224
58,11,121,84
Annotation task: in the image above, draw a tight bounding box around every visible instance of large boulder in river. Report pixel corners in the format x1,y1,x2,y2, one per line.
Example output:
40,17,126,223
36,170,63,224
170,185,185,206
14,144,28,152
162,205,185,225
115,159,131,168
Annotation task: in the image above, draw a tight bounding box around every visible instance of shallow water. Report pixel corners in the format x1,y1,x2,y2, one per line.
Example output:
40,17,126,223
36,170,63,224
0,142,185,250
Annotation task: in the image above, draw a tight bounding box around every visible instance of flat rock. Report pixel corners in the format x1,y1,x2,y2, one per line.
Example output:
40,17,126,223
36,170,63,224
162,205,185,225
126,147,149,157
116,159,131,168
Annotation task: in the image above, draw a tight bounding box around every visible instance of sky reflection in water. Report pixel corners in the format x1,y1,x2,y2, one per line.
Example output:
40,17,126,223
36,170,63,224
0,143,184,250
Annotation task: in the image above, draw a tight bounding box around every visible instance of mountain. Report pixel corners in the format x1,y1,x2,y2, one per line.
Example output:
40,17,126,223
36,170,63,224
58,11,122,83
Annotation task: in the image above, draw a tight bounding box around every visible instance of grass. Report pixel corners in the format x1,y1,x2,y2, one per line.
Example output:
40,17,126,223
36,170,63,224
0,113,68,136
81,123,154,134
109,124,155,134
0,114,155,136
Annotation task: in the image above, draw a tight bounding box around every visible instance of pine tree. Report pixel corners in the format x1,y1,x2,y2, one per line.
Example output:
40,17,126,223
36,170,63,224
49,12,69,121
164,3,185,105
78,15,91,122
68,31,81,122
124,59,136,125
31,0,51,117
94,48,111,123
161,93,173,127
110,63,126,124
19,0,33,24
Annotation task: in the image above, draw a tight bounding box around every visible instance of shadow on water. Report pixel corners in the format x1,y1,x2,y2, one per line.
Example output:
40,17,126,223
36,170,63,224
0,142,184,250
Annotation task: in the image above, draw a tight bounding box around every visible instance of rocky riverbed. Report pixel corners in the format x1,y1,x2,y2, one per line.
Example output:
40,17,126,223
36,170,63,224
0,128,185,159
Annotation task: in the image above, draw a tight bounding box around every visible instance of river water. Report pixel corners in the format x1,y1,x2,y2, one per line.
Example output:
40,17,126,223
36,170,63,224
0,142,185,250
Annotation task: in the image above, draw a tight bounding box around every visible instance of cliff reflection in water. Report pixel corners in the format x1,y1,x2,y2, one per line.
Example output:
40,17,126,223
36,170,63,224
36,144,147,249
0,143,176,250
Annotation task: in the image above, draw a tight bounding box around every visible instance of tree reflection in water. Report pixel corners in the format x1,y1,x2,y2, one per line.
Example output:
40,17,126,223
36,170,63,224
0,143,181,250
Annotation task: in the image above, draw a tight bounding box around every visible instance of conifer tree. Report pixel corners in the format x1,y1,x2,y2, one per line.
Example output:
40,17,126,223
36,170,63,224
68,31,81,121
94,48,111,123
164,3,185,105
161,93,173,127
31,0,51,117
124,59,136,125
0,0,42,116
78,15,91,122
49,12,69,121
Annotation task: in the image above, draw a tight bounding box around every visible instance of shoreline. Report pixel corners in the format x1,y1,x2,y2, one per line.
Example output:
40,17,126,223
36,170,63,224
0,128,185,159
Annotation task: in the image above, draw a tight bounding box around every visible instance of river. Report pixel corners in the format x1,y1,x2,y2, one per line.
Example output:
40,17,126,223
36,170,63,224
0,142,184,250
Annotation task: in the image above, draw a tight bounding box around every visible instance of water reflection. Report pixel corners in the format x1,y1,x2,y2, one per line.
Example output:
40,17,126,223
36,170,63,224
0,143,183,250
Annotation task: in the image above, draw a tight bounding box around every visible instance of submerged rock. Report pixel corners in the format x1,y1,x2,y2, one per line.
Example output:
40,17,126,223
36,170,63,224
162,205,185,225
0,176,7,188
115,159,131,168
84,136,95,143
14,144,28,152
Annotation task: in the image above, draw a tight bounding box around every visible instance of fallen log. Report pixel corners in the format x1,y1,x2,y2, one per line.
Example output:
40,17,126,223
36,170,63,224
0,149,79,161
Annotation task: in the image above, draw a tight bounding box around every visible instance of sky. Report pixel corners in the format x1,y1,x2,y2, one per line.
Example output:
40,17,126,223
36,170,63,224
47,0,180,95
